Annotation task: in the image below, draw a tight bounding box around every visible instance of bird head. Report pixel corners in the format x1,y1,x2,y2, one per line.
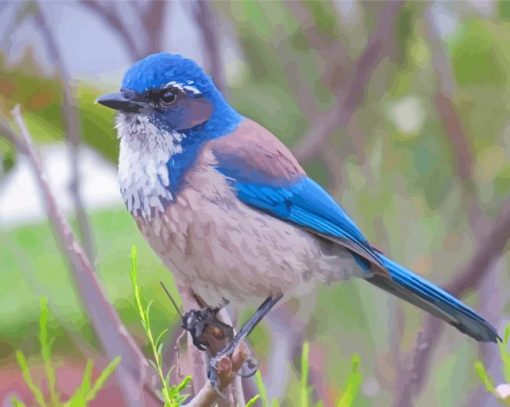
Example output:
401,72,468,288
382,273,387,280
97,53,240,137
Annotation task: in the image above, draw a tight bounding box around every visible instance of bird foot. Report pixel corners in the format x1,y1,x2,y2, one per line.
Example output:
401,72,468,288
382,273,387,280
181,294,282,397
207,341,256,397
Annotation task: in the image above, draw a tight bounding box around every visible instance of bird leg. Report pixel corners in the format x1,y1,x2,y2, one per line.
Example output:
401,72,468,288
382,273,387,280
181,306,234,351
207,293,284,393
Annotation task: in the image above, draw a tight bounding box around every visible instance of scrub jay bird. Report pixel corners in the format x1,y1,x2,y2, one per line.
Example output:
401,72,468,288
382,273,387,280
97,53,499,357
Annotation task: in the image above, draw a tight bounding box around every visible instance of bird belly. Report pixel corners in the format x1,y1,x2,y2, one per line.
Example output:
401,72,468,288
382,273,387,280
134,163,363,307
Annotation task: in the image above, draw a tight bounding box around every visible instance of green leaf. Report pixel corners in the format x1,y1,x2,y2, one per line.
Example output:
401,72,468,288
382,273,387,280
500,325,510,383
68,359,94,406
450,20,506,87
155,328,169,348
255,370,270,407
300,342,310,407
11,396,28,407
474,360,496,394
85,356,121,402
337,354,363,407
246,395,261,407
39,297,59,405
498,0,510,21
15,350,47,407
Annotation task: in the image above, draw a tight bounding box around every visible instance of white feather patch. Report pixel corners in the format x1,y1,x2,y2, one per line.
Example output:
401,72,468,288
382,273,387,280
116,113,185,218
164,80,201,95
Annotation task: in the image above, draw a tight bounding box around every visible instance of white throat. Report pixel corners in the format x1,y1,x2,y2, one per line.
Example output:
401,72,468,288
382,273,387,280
116,113,185,218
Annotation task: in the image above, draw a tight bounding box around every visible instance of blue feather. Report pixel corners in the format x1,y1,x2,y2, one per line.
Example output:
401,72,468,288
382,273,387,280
369,255,500,342
216,171,382,267
218,164,499,342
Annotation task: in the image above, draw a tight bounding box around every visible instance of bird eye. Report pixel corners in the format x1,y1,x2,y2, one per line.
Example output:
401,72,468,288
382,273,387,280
160,90,177,105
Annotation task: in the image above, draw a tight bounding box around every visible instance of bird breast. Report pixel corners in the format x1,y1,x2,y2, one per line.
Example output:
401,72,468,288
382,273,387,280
133,148,361,307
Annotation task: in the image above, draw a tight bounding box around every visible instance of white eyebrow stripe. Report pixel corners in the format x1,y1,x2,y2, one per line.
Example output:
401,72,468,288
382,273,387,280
164,81,201,95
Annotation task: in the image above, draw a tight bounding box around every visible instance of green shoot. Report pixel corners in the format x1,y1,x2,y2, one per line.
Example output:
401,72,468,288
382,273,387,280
255,370,270,407
474,361,496,394
475,323,510,404
129,245,191,406
337,354,362,407
39,297,59,406
11,397,27,407
66,357,121,406
14,298,120,407
500,325,510,383
246,394,261,407
15,350,47,407
254,343,361,407
300,342,310,407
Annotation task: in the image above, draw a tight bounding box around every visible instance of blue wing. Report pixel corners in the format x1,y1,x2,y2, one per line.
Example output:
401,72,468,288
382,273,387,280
208,131,500,342
216,164,384,272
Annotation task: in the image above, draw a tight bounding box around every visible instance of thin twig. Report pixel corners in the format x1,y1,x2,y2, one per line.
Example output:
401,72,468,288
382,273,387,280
292,0,405,162
0,120,26,153
285,0,350,93
393,9,510,405
79,0,140,60
140,0,168,56
188,0,225,92
34,2,95,261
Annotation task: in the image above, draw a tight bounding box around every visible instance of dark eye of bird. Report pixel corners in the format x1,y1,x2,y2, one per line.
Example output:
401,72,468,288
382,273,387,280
160,90,177,105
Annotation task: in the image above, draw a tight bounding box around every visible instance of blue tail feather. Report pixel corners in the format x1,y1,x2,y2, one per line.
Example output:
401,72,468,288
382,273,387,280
366,255,500,343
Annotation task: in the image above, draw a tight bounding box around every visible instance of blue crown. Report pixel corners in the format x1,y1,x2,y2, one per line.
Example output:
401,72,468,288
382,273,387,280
121,53,215,94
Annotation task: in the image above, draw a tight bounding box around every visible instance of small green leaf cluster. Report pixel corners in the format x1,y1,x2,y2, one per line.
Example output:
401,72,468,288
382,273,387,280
475,324,510,406
12,297,120,407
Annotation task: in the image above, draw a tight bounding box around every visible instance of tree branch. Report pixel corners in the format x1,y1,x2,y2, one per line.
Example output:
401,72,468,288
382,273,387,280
7,107,156,407
79,0,140,60
393,9,510,405
140,0,169,56
292,0,406,162
188,0,225,92
34,2,95,261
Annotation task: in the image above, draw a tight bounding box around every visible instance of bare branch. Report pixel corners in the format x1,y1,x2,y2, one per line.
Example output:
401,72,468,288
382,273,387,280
34,2,95,261
8,106,155,407
188,0,225,92
284,0,351,99
141,0,169,55
79,0,140,60
393,9,510,405
0,121,26,153
293,0,406,162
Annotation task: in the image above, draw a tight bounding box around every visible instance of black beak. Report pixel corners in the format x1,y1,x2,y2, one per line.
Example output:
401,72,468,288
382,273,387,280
96,91,149,113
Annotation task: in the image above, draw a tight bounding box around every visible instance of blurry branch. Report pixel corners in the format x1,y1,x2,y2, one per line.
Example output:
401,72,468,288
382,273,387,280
188,0,225,92
80,0,139,60
0,121,26,153
285,0,349,74
79,0,169,61
140,1,167,56
284,0,350,119
444,204,510,295
394,9,510,406
34,2,95,261
394,203,510,406
4,107,156,407
292,0,406,163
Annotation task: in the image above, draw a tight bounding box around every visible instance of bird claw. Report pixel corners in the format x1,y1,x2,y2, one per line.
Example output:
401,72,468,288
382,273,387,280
207,343,259,396
239,355,258,377
207,359,229,399
207,352,237,399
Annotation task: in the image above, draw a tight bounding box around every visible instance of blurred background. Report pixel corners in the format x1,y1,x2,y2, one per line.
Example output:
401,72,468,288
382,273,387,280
1,0,510,406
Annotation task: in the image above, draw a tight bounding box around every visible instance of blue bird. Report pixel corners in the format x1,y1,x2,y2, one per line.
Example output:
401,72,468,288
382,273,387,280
97,52,499,348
